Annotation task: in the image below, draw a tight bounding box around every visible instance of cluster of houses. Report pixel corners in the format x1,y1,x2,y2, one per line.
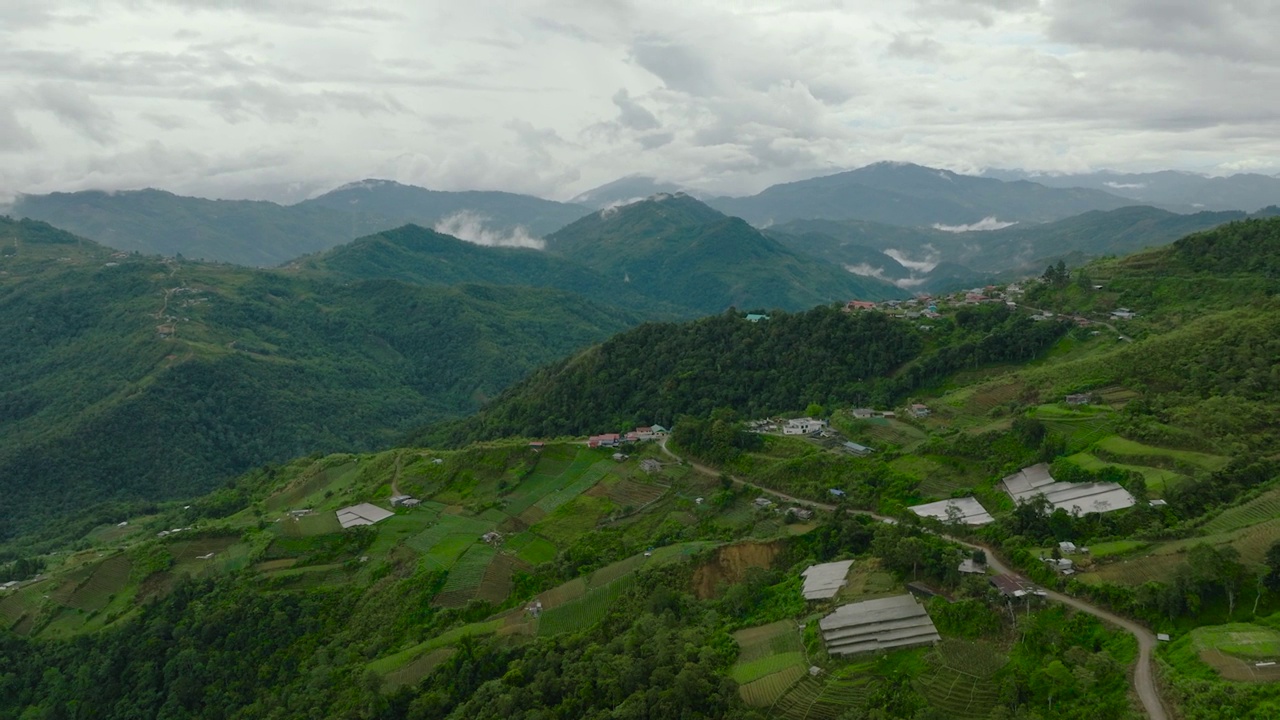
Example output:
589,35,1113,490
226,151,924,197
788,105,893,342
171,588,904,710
587,425,668,448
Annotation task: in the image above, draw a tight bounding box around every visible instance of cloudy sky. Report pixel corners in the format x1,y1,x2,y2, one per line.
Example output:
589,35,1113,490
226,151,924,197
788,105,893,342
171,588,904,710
2,0,1277,203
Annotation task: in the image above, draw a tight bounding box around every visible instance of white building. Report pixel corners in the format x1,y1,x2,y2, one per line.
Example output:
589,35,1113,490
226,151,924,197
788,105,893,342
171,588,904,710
783,417,828,435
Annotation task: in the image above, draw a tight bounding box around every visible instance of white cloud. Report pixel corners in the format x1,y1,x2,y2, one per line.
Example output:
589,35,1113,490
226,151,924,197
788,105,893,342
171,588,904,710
433,210,545,249
932,217,1018,232
883,248,940,273
0,0,1275,201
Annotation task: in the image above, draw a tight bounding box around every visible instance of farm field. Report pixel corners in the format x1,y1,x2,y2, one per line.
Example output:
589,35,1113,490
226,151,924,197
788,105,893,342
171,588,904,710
1093,436,1229,471
505,532,558,566
538,574,637,636
1082,516,1280,586
503,450,597,515
914,640,1006,720
531,494,614,545
1028,406,1114,448
1065,452,1187,495
838,559,899,601
407,514,495,570
1201,486,1280,535
1184,623,1280,683
732,620,807,704
434,544,497,608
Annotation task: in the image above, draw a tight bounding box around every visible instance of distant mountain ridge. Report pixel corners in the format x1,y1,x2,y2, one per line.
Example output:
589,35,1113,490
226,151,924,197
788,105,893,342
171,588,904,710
706,161,1136,227
12,181,590,266
984,169,1280,213
766,205,1275,292
544,193,908,310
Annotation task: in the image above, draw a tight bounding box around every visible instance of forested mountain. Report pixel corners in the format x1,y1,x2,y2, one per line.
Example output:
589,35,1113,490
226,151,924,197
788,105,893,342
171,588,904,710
707,161,1134,227
768,205,1266,291
297,179,588,238
985,168,1280,212
297,224,674,314
12,181,590,267
424,302,1068,446
10,189,385,267
544,193,906,311
0,217,637,543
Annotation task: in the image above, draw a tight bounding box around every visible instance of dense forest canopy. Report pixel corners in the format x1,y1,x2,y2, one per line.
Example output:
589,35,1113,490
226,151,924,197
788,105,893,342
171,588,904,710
426,303,1068,446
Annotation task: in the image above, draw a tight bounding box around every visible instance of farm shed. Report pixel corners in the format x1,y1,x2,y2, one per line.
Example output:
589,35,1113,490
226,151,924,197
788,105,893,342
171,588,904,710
819,595,940,656
336,503,394,529
909,497,994,526
1001,463,1136,515
801,560,855,600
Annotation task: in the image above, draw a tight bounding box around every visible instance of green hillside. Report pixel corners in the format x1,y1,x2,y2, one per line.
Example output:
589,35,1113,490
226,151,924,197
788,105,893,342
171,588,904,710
544,194,907,312
426,302,1068,446
768,205,1261,290
0,217,636,545
299,224,679,315
13,181,589,267
0,440,1142,719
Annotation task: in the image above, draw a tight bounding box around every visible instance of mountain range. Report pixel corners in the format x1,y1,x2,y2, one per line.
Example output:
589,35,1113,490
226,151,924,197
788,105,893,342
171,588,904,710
983,169,1280,212
0,217,637,543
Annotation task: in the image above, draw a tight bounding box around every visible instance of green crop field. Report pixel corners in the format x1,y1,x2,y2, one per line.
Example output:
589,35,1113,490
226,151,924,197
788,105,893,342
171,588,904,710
534,463,611,514
1030,406,1114,448
539,577,587,610
505,532,558,566
733,652,806,684
63,555,131,612
1192,623,1280,658
734,621,804,662
407,514,495,570
1086,540,1149,558
434,544,497,607
503,450,597,515
475,553,517,605
1093,436,1229,471
537,575,637,636
774,674,876,720
1065,452,1188,495
915,640,1006,720
531,495,614,546
266,460,359,512
278,512,344,537
601,478,668,509
368,620,503,676
586,554,647,588
739,666,807,706
383,648,455,692
1202,487,1280,535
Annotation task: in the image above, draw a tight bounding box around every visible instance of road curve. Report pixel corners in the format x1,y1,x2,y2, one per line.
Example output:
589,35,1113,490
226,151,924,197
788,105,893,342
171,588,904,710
658,439,1168,720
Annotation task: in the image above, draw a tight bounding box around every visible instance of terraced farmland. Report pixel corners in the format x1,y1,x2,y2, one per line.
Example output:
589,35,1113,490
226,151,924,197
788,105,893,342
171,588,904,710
1202,487,1280,534
600,478,668,509
774,675,875,720
537,574,637,636
505,532,558,566
739,666,807,706
534,463,611,514
1093,436,1229,471
407,514,495,570
61,555,131,612
1030,406,1114,448
475,553,517,605
503,450,596,515
1066,452,1187,495
383,648,455,692
434,544,497,607
914,640,1006,720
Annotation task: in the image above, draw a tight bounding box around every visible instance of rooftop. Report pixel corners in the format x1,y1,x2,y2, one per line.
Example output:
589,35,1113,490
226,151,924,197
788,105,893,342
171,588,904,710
336,502,394,529
909,497,994,526
1001,463,1136,514
801,560,855,600
819,595,940,656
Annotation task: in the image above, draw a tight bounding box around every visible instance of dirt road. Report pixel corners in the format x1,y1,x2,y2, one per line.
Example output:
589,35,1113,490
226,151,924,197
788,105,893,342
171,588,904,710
658,439,1168,720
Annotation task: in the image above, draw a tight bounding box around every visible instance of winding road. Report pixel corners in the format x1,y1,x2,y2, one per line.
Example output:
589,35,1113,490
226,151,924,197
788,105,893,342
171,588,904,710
658,439,1168,720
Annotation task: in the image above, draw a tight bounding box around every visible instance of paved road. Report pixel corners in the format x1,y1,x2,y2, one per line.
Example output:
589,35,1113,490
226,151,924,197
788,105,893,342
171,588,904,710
659,439,1168,720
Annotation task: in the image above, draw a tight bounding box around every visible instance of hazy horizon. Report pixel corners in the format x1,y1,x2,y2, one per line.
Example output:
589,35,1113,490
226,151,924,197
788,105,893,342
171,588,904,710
3,1,1278,203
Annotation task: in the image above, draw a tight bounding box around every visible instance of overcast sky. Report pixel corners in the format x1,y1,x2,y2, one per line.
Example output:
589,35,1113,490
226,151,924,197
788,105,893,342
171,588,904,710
2,0,1277,203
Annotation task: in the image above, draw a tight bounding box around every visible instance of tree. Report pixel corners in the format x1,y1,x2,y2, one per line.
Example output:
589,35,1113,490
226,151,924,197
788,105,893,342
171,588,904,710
1264,540,1280,592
